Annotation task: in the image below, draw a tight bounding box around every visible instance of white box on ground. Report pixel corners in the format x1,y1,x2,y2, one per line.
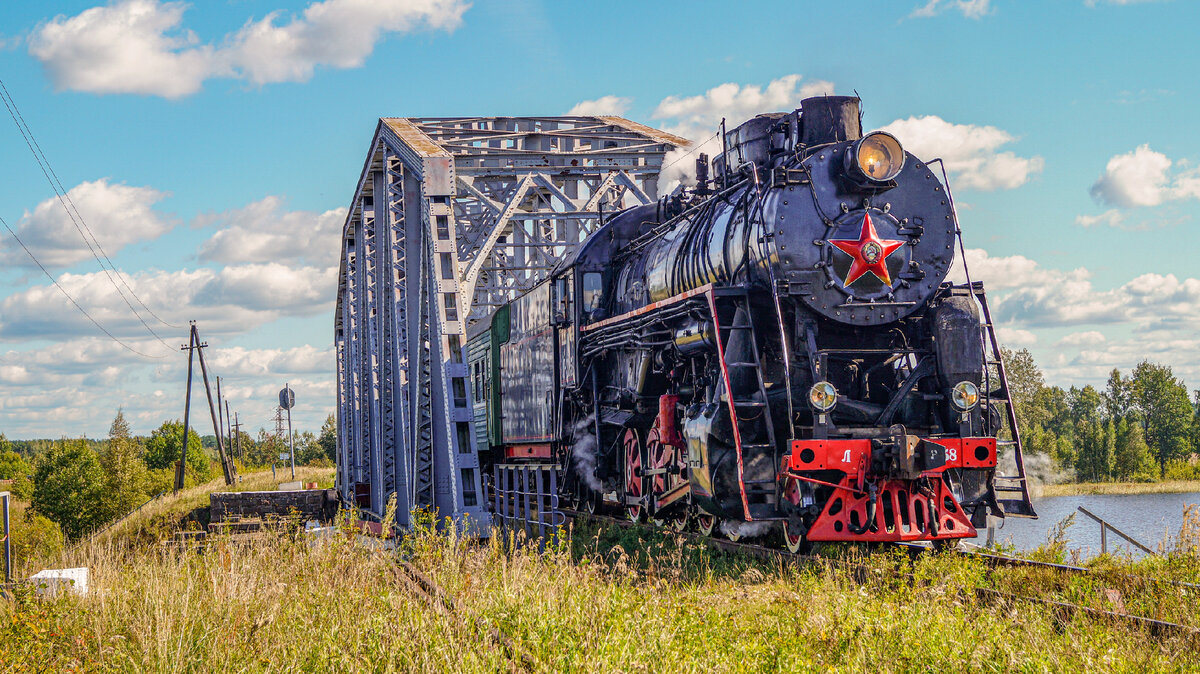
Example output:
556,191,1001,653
278,481,303,491
31,567,88,597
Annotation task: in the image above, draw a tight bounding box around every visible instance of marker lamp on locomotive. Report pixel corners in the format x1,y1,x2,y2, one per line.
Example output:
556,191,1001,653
951,381,980,411
851,131,905,183
808,381,838,412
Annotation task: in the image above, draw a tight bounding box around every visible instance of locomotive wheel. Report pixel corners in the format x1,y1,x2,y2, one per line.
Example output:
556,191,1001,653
624,428,645,522
696,513,717,537
668,512,689,532
780,477,812,553
652,510,689,532
782,521,812,555
647,430,684,498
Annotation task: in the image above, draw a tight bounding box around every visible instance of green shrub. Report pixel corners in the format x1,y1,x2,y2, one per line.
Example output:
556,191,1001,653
30,439,111,540
8,510,64,575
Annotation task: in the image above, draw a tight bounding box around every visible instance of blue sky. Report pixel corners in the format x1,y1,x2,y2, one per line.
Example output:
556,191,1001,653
1,0,1198,438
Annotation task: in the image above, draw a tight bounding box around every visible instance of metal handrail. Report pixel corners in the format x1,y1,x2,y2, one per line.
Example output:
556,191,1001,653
1,491,11,584
1077,506,1156,556
68,490,168,552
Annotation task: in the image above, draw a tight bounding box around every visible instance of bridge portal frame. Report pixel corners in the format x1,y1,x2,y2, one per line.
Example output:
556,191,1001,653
334,116,687,531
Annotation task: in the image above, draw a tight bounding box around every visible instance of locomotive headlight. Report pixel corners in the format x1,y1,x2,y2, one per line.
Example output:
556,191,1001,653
808,381,838,412
852,131,905,182
951,381,980,411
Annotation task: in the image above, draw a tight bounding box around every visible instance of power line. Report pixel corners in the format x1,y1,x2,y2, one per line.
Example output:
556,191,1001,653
659,131,720,174
0,77,179,332
0,213,166,360
0,78,180,349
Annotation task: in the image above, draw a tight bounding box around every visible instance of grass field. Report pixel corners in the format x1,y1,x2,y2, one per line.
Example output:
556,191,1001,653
3,476,1199,672
1038,480,1200,498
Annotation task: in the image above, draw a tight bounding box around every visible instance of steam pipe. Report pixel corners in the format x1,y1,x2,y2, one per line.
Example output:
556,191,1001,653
848,483,878,535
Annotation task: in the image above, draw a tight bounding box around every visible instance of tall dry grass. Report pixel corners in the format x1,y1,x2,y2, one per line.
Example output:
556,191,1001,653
3,507,1198,672
1039,480,1200,498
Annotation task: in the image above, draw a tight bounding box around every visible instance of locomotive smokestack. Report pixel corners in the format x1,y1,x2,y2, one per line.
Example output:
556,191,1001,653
695,153,712,195
799,96,862,146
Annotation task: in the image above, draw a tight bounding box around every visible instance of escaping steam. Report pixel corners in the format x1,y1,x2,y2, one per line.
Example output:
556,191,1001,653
998,448,1069,496
571,414,603,491
718,519,775,539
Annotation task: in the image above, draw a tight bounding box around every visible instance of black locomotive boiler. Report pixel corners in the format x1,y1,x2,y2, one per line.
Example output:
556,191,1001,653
468,96,1036,550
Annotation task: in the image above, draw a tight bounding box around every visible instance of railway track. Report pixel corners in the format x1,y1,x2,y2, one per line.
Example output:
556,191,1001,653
559,508,1199,639
898,541,1200,592
393,559,535,670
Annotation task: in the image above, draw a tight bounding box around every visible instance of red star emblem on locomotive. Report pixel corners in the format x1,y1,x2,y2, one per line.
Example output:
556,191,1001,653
828,212,905,287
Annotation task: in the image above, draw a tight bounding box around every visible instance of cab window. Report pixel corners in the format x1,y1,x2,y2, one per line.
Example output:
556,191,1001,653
582,272,604,315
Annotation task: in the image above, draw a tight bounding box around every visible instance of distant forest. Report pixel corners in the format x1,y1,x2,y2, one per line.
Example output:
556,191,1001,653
1004,348,1200,483
0,411,337,545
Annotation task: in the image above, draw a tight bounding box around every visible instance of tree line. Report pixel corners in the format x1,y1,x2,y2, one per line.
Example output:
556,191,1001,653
0,411,337,542
1005,348,1200,483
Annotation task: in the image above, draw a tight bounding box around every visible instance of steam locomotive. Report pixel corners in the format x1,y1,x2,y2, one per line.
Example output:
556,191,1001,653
468,96,1035,551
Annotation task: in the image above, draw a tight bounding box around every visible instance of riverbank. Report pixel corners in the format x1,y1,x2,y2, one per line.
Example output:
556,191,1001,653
1037,480,1200,498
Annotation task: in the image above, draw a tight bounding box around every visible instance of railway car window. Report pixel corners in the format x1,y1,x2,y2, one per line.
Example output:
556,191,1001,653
582,272,604,314
554,277,574,324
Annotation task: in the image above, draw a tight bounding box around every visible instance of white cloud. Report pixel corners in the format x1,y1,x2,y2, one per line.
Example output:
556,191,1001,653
1088,144,1200,208
197,197,346,267
0,178,173,268
28,0,468,98
29,0,224,98
940,245,1200,389
567,96,633,117
880,116,1044,191
996,327,1037,347
651,74,834,142
1056,331,1107,347
0,263,335,342
1074,209,1125,228
910,0,992,19
0,337,336,437
224,0,468,85
205,345,333,378
639,74,833,191
1085,0,1160,6
949,248,1048,291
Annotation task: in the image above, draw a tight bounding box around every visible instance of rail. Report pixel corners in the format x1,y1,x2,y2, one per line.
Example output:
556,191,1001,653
561,509,1199,639
1077,506,1157,556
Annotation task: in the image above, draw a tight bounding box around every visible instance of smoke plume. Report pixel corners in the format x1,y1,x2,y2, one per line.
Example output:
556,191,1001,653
571,414,602,491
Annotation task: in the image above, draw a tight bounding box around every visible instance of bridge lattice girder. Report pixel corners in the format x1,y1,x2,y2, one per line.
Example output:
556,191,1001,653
334,116,688,530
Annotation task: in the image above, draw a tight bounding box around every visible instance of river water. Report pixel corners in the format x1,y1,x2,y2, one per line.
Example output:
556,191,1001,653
971,490,1200,558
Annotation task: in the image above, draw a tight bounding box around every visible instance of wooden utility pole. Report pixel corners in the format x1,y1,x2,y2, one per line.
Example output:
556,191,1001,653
225,399,235,473
176,323,199,492
231,413,243,462
192,327,236,486
216,376,225,449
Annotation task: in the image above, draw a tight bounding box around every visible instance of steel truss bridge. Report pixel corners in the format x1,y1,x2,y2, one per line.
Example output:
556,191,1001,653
335,116,687,531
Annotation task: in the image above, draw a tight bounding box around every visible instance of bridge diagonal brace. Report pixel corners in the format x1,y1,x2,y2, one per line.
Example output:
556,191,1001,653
458,174,536,320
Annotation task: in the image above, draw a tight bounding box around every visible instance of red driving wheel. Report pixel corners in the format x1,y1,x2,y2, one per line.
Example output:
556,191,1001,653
624,428,644,521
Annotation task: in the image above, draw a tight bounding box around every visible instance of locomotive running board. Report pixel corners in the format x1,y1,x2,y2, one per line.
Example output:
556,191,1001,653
970,283,1037,519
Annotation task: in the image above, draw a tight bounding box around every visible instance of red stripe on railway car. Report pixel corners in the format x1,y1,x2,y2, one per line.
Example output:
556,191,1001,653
505,443,553,459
